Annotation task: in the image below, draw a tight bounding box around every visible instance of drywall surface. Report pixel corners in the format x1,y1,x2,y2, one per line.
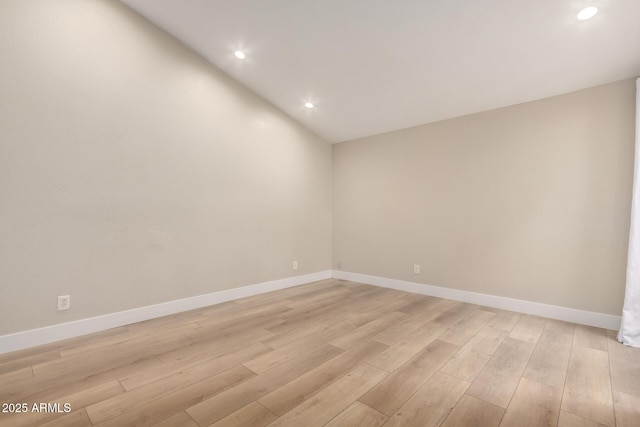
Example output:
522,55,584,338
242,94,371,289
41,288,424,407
0,0,331,335
333,79,636,315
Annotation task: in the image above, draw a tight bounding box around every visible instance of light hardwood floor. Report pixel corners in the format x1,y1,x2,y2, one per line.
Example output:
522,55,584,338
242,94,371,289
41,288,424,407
1,279,639,426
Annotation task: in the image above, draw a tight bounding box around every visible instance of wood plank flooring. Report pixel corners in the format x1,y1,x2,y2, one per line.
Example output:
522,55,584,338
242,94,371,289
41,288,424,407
0,279,638,426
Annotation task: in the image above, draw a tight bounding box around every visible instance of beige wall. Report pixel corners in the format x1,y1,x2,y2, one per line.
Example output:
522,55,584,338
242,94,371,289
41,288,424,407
333,79,636,315
0,1,634,337
0,0,332,335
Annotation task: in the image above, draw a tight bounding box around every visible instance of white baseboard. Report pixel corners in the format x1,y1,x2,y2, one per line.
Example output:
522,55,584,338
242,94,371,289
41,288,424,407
332,270,621,331
1,269,620,355
0,270,332,355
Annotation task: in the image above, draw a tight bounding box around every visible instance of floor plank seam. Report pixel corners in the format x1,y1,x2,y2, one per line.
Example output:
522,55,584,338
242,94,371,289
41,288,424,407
556,327,575,427
606,333,619,427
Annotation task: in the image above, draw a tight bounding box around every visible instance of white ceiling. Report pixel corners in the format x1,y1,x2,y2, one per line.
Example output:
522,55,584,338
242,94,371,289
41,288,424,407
121,0,640,143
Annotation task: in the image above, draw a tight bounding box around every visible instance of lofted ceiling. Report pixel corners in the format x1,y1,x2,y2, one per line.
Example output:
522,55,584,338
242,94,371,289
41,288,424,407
121,0,640,143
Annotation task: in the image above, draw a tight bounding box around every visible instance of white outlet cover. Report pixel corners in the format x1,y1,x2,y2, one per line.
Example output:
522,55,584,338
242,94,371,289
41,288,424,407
57,295,70,311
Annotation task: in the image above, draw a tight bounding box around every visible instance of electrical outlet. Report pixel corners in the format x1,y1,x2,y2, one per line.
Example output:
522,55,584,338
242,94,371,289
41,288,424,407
57,295,70,311
337,261,343,270
293,261,299,270
413,264,420,274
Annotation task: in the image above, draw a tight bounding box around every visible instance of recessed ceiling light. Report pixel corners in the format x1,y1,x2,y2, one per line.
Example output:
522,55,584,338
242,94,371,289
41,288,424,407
304,102,314,109
234,50,246,59
577,6,598,20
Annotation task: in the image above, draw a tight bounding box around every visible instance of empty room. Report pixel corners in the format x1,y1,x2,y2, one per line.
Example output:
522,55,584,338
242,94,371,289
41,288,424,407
2,0,640,426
